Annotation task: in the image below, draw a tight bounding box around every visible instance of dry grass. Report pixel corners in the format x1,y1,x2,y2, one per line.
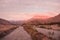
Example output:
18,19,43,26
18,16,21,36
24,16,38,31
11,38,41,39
37,25,60,31
0,24,17,31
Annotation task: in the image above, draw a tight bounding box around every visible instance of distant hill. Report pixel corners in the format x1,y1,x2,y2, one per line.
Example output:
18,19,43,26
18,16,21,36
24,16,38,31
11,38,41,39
45,14,60,24
0,18,10,25
24,16,48,25
9,20,25,25
24,14,60,25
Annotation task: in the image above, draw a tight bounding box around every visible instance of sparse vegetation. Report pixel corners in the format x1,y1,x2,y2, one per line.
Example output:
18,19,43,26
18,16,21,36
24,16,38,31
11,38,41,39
40,25,45,28
23,23,53,40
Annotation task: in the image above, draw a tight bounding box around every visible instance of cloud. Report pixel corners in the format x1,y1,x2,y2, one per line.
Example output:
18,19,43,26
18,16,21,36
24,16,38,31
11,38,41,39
0,0,60,12
0,0,60,20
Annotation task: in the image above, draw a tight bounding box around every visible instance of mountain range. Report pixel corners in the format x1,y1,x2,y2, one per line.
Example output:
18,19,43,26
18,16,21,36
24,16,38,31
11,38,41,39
26,14,60,25
0,14,60,25
0,18,10,25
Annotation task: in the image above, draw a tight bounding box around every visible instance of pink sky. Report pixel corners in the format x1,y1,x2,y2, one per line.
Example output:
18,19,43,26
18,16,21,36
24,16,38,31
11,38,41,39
0,0,60,20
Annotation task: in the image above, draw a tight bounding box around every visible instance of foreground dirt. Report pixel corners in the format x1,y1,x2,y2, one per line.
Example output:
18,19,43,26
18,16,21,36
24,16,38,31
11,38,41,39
23,25,53,40
0,24,58,40
36,27,60,40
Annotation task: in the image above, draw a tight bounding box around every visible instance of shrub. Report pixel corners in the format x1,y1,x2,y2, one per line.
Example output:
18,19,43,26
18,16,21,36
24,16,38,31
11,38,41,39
40,25,45,28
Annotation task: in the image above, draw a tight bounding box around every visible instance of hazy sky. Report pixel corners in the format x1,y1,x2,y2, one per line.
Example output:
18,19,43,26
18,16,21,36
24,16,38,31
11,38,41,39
0,0,60,20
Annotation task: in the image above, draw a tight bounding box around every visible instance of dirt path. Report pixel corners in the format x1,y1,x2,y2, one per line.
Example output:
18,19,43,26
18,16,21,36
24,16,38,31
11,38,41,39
1,27,32,40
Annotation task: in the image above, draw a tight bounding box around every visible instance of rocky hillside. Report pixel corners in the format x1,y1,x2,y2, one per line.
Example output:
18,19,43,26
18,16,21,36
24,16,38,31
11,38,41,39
0,18,10,25
45,14,60,24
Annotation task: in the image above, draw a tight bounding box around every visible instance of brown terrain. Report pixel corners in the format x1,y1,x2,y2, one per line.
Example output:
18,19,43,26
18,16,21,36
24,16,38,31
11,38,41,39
45,14,60,23
0,14,60,40
26,14,60,30
22,14,60,40
45,14,60,30
23,24,53,40
0,18,18,38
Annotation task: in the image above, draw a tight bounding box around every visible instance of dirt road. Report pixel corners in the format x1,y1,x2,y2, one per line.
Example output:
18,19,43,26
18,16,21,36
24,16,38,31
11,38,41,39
1,27,32,40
